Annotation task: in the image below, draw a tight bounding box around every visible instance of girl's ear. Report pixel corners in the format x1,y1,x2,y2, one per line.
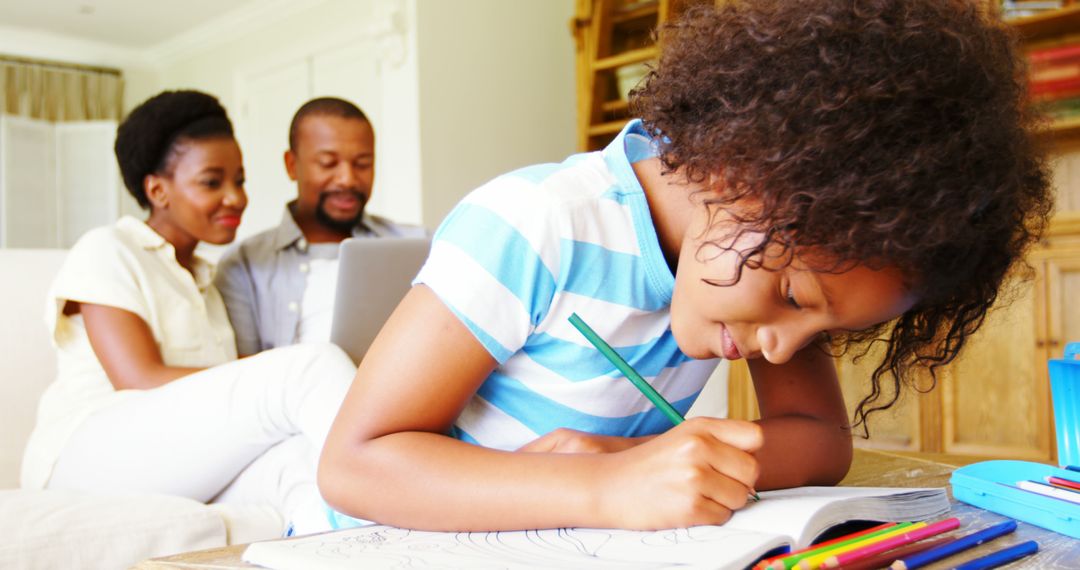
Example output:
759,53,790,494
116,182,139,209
144,174,168,209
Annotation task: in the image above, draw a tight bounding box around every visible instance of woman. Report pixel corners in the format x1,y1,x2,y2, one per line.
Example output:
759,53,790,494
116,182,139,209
21,90,355,534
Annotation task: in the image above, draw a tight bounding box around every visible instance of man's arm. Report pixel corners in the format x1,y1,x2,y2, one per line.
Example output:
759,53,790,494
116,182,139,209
214,246,261,357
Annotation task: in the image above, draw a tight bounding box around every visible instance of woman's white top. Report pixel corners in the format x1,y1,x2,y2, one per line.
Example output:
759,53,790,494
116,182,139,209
21,216,236,489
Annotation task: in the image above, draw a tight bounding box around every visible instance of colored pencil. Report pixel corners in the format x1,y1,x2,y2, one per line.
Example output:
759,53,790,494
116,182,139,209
566,313,764,501
568,313,684,425
890,520,1017,570
951,540,1038,570
1016,480,1080,505
832,536,953,570
795,523,927,570
753,523,898,570
769,523,915,570
1046,475,1080,491
822,518,960,568
1066,465,1080,473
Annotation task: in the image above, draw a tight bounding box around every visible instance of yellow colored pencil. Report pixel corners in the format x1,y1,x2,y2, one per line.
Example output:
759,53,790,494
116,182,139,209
794,522,929,570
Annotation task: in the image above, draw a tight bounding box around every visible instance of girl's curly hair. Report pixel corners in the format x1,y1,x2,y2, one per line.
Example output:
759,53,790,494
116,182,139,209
631,0,1054,430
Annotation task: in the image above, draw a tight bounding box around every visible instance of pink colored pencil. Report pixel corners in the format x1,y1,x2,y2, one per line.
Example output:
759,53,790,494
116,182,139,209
822,518,960,568
753,523,898,570
831,536,953,570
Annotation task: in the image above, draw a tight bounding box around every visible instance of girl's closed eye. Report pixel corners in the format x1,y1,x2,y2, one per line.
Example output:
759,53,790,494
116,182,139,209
785,283,802,309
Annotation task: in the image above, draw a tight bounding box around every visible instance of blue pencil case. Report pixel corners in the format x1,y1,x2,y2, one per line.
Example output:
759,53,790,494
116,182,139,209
951,460,1080,538
950,343,1080,538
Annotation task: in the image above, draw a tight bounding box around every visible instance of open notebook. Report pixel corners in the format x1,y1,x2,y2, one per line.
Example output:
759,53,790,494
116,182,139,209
242,486,949,570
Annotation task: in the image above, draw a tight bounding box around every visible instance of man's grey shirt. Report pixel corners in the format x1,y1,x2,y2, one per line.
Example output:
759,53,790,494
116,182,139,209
214,203,427,355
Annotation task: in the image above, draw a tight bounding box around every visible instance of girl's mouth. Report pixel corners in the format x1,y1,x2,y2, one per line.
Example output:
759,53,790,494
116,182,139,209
720,325,743,360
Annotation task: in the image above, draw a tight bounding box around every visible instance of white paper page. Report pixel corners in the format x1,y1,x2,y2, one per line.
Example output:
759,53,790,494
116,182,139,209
726,486,949,546
242,486,948,570
242,525,790,570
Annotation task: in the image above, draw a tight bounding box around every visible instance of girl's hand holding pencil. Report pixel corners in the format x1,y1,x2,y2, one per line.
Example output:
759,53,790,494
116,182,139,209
591,416,764,529
567,311,765,528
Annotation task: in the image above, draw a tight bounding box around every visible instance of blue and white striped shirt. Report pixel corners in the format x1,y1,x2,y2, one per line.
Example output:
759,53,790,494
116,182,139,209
416,120,722,449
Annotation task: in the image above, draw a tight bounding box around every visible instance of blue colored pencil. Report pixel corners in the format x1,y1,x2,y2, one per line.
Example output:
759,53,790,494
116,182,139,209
889,520,1017,570
951,540,1038,570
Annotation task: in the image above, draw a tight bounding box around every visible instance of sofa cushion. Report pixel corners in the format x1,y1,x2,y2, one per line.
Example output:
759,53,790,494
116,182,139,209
0,489,227,570
0,249,66,488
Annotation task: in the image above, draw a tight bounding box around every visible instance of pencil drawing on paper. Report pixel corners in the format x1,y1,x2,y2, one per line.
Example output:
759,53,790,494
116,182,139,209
250,524,777,569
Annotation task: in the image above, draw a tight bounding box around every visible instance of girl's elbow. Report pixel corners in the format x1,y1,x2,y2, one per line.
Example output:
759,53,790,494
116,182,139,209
816,436,853,485
317,442,353,509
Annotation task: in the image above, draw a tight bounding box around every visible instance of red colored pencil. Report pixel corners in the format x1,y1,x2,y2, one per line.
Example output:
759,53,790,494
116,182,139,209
832,537,953,570
1046,475,1080,491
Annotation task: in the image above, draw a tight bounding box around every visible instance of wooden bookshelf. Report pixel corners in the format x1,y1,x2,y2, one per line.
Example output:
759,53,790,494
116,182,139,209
1011,3,1080,42
572,0,663,151
1048,114,1080,140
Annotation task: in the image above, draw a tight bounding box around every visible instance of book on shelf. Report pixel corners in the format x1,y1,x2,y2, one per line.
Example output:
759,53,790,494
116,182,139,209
1030,74,1080,97
1002,0,1065,20
1039,97,1080,121
1028,43,1080,67
241,486,950,570
1033,63,1080,83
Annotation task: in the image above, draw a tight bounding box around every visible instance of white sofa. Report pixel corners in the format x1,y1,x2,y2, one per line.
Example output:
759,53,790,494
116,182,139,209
0,249,280,569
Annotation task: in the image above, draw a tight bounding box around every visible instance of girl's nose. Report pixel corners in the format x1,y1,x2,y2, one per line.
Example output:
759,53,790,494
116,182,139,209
757,324,818,364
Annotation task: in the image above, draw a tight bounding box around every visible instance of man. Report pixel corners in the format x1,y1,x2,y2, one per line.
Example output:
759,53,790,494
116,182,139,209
216,97,425,356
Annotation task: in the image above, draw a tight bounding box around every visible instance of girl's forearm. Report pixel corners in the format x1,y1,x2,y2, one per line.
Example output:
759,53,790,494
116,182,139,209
319,431,609,531
752,415,853,490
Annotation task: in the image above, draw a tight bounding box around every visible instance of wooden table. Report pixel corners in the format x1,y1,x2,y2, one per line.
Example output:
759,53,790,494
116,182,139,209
136,449,1079,569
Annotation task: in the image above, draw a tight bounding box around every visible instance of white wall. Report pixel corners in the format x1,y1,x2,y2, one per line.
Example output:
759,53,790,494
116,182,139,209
415,0,576,226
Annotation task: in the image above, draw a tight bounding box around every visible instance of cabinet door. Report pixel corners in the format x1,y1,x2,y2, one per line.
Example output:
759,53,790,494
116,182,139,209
0,116,57,247
235,61,311,241
1044,254,1080,462
939,276,1049,460
55,121,120,247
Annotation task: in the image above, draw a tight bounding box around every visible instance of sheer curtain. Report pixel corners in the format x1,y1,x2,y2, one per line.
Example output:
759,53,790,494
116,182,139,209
1,57,123,122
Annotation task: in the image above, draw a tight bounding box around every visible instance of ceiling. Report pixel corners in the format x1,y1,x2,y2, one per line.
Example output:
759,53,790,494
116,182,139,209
0,0,259,48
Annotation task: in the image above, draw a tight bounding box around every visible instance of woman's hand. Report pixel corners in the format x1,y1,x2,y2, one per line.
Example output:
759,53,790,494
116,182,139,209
596,417,763,530
517,428,650,454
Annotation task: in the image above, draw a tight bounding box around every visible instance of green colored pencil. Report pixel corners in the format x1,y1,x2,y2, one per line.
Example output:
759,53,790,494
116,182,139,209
567,312,760,502
569,312,685,425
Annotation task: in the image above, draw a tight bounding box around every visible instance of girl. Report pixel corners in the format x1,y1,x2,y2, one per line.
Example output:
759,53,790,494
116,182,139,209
319,0,1052,531
21,90,356,534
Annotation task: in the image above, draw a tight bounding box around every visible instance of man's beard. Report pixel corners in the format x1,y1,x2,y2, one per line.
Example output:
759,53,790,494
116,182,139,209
316,190,366,233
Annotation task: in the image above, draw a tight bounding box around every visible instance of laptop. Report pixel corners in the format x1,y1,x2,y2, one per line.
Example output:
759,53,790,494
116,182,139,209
330,237,432,364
